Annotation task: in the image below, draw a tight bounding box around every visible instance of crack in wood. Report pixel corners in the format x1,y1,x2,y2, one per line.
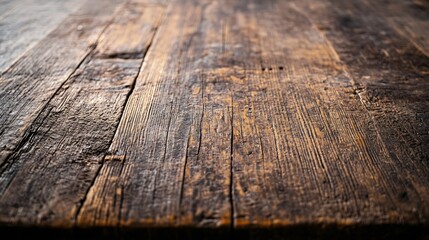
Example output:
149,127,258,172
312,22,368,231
104,154,126,162
229,96,234,229
99,52,144,60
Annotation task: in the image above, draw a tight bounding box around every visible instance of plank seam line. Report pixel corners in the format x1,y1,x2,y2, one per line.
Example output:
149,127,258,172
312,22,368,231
152,100,174,203
74,3,167,225
177,71,204,224
178,123,192,223
229,96,235,230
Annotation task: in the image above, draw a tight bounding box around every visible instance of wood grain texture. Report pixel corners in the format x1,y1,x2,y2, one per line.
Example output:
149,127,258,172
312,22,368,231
0,58,141,227
0,0,163,228
292,0,429,214
365,0,429,56
223,0,429,228
0,0,87,71
0,0,124,166
0,0,428,239
75,0,428,233
77,0,232,228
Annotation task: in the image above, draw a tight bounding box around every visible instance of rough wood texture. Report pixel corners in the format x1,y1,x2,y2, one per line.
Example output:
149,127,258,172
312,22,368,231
366,0,429,56
77,0,231,228
0,0,428,239
293,0,429,210
0,0,164,227
0,0,124,165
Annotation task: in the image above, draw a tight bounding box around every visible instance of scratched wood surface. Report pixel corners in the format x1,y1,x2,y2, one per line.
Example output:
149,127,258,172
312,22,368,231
0,0,428,239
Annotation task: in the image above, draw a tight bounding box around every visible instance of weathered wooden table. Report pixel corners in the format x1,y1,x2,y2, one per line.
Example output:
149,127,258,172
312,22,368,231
0,0,428,239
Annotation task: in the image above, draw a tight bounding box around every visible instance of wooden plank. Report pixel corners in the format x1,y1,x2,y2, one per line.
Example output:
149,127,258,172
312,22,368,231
364,0,429,57
224,1,428,229
0,0,87,71
77,0,429,234
0,0,124,166
292,0,429,214
77,0,232,229
0,1,164,227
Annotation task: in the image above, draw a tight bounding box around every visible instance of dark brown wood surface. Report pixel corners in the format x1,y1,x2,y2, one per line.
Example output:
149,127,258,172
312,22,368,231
0,0,428,239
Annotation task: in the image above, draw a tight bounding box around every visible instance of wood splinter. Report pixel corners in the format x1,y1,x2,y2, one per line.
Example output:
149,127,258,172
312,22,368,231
104,154,126,162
